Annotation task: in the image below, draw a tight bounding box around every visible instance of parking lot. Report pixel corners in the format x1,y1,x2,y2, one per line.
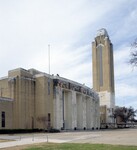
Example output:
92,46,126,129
0,127,137,149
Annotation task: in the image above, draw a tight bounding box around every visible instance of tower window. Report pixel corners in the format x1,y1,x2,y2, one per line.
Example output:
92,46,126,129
97,45,103,86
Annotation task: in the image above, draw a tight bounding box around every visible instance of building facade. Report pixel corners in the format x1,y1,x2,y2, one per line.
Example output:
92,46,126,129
0,68,100,130
92,28,115,123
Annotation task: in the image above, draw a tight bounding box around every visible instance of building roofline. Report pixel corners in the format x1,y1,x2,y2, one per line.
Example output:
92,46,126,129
53,75,90,90
0,97,13,102
8,67,28,73
0,76,8,80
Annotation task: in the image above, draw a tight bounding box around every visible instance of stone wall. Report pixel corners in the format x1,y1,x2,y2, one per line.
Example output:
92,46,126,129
0,99,13,129
0,68,100,130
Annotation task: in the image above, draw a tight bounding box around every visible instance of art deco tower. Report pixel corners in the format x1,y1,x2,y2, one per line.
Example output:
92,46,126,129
92,28,115,109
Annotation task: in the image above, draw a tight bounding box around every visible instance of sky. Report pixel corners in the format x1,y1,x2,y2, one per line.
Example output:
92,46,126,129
0,0,137,111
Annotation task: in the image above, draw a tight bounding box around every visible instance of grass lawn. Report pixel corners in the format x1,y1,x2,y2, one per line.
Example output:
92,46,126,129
25,143,137,150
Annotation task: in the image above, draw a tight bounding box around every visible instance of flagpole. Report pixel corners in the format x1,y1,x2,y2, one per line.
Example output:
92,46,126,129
48,44,50,131
48,44,50,75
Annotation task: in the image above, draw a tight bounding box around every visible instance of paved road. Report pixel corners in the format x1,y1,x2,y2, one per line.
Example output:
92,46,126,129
0,127,137,149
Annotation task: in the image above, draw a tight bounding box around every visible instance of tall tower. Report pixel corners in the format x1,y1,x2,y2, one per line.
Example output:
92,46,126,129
92,28,115,123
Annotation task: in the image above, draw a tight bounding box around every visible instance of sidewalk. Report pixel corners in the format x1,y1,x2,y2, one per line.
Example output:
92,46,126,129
1,128,137,149
0,136,66,149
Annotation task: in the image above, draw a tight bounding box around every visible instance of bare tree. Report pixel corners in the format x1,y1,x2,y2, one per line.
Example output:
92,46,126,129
112,106,137,127
129,38,137,66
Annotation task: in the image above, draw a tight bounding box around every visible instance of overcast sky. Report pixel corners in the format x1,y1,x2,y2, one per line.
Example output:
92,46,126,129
0,0,137,110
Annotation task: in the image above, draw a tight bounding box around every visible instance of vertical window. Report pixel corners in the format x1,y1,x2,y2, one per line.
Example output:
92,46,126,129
1,111,5,128
48,78,50,95
47,113,51,129
110,45,114,91
97,45,103,86
48,113,51,122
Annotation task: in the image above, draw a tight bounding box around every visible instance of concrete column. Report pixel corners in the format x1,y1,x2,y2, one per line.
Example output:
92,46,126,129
90,98,94,129
64,91,72,129
71,91,77,129
76,94,83,129
77,94,88,130
94,100,100,129
83,96,87,129
92,99,96,129
86,97,92,129
53,87,63,129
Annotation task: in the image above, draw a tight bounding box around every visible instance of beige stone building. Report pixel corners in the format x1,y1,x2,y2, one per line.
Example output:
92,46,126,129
1,28,115,130
92,28,115,124
0,68,100,130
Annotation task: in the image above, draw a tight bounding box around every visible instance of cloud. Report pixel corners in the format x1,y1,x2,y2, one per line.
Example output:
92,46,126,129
0,0,137,111
114,43,137,109
116,83,137,98
114,46,131,77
